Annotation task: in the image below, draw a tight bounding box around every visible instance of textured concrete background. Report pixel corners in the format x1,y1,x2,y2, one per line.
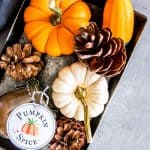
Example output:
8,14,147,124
89,0,150,150
0,0,149,150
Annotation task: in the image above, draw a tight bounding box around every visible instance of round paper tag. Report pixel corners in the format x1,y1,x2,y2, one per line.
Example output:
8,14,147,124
7,103,56,150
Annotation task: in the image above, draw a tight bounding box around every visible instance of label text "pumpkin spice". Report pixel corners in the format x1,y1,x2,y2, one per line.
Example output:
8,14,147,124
16,109,48,127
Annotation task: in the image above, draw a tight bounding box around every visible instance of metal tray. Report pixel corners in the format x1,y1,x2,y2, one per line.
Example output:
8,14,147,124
0,0,147,149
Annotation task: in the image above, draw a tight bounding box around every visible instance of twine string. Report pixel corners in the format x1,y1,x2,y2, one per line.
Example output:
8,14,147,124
31,86,49,106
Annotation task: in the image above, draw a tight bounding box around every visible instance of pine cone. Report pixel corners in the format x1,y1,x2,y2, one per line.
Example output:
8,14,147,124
74,22,127,77
50,117,86,150
0,43,44,80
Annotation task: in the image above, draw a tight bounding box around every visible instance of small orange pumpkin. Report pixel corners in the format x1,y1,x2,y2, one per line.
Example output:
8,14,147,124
103,0,134,43
21,118,39,136
24,0,91,56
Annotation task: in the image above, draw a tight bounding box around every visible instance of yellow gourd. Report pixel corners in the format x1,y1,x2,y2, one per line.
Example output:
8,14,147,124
103,0,134,43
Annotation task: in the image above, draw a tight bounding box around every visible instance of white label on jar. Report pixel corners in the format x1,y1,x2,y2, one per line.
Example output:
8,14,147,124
7,103,56,150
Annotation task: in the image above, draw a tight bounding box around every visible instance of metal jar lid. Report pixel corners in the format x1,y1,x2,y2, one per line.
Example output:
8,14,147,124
7,103,56,150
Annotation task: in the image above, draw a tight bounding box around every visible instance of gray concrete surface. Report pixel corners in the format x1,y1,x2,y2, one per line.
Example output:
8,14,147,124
0,0,149,150
88,0,150,150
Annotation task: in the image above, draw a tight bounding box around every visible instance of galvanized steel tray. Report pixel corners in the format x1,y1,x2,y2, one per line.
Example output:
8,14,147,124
0,0,147,149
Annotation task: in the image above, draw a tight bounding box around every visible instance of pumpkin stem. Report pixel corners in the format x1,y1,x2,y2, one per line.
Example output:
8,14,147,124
27,78,40,95
27,118,37,125
75,86,93,143
26,78,41,103
49,0,62,26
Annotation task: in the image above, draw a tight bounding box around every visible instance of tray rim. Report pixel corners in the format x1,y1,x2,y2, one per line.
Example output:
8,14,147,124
0,0,148,149
89,9,147,137
87,11,147,148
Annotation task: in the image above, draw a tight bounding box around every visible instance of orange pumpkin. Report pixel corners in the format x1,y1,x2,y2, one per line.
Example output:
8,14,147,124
24,0,91,56
103,0,134,43
21,118,39,136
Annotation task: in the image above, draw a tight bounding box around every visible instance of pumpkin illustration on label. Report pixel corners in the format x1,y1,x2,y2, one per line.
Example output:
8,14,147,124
21,118,39,136
7,96,56,149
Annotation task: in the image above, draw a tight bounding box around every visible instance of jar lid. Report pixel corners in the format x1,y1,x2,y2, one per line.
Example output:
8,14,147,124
7,103,56,150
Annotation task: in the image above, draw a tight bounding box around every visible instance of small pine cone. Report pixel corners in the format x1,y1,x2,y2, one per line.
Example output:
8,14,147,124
0,43,44,80
50,117,86,150
74,22,127,77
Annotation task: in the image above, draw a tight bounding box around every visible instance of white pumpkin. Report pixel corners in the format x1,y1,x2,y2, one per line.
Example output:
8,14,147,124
52,62,109,121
